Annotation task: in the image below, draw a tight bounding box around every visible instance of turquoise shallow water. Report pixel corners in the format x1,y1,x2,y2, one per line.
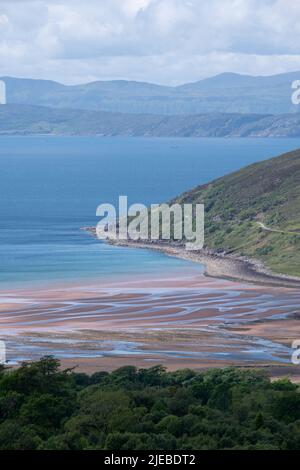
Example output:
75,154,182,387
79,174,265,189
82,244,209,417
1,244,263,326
1,136,300,288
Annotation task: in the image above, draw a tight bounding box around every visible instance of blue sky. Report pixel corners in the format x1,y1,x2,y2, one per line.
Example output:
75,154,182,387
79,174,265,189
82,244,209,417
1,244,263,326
1,0,300,84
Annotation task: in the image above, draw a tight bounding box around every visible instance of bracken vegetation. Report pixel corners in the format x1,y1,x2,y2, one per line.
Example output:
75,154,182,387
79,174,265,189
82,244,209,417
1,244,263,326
1,357,300,450
175,148,300,277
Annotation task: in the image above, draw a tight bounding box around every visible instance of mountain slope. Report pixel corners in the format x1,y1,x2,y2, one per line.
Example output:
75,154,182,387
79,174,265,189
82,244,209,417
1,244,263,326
174,148,300,277
1,71,299,115
2,104,300,137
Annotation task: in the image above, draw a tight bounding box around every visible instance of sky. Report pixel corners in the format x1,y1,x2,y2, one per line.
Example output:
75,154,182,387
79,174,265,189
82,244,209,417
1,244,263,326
1,0,300,85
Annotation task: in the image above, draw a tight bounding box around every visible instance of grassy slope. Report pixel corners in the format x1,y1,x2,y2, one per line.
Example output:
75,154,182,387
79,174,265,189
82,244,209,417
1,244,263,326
175,148,300,277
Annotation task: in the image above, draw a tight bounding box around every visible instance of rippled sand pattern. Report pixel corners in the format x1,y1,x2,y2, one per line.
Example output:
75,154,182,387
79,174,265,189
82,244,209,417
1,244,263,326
0,275,300,371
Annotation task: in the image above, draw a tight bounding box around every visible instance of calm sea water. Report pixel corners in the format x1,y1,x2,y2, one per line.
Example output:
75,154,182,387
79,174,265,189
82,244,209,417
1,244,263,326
1,136,300,288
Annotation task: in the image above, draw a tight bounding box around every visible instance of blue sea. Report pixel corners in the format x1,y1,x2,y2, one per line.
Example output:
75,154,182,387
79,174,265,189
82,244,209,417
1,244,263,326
1,136,300,288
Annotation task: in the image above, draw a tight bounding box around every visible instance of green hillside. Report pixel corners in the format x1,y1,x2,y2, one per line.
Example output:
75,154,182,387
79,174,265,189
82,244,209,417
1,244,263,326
175,148,300,277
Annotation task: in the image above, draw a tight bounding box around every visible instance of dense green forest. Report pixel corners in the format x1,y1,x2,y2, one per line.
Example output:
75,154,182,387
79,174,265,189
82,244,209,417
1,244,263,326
0,357,300,450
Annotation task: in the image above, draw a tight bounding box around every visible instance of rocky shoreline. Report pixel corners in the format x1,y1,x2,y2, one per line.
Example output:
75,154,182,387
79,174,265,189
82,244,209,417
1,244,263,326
111,240,300,288
82,227,300,288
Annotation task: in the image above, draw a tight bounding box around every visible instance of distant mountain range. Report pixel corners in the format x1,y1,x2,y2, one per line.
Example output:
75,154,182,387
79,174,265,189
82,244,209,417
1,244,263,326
1,104,300,137
1,71,300,115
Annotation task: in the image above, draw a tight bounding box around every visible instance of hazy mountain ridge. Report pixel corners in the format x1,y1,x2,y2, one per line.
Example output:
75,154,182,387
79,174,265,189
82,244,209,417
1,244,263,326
1,71,299,115
1,104,300,137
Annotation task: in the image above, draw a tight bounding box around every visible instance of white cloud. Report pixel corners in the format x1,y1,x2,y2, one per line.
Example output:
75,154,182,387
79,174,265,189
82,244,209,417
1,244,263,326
0,0,300,84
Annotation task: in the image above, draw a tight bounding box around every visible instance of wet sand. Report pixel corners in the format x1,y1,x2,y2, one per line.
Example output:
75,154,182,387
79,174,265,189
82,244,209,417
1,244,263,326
1,271,300,378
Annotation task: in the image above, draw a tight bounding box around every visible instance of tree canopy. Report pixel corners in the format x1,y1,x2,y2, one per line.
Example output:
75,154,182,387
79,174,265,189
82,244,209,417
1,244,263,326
0,357,299,450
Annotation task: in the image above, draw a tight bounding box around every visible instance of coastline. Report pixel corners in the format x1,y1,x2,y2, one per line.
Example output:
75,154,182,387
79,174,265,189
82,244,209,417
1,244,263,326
105,238,300,288
1,236,299,376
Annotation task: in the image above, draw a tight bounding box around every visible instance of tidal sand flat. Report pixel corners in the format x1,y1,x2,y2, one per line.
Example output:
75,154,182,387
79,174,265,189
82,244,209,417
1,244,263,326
1,272,300,376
